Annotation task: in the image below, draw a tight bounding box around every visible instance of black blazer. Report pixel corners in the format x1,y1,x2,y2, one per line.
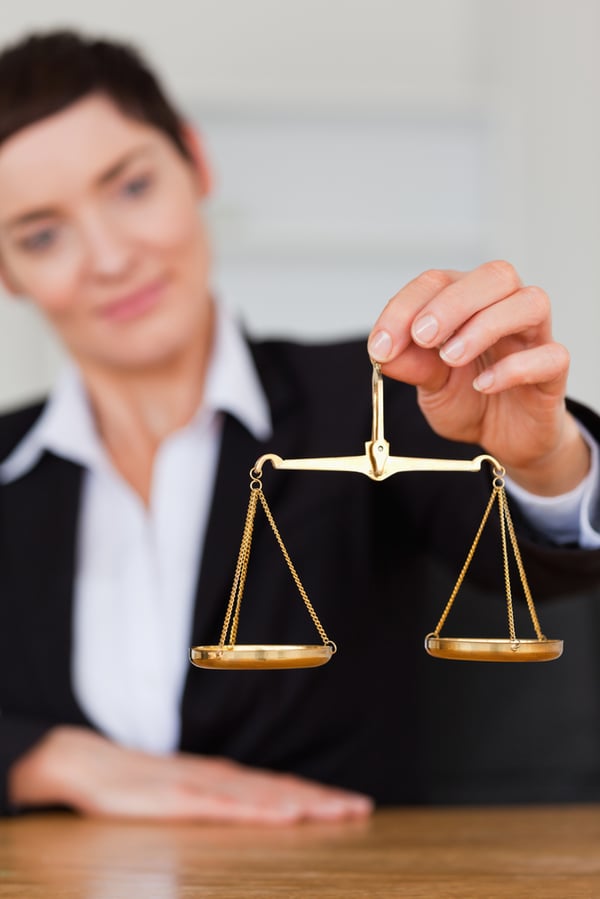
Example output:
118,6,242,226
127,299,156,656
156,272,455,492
2,338,600,813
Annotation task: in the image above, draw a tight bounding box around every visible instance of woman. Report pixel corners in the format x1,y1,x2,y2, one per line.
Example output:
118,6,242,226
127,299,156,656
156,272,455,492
0,31,599,821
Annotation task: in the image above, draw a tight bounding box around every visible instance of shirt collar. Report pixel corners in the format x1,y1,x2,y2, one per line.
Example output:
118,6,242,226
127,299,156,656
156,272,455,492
0,304,272,485
204,304,272,441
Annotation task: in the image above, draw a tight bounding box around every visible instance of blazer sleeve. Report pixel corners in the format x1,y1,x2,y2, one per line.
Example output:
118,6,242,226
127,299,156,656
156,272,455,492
513,396,600,591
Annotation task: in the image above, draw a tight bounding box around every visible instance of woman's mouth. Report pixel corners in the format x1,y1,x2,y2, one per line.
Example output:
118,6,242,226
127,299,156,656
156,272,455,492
98,280,166,323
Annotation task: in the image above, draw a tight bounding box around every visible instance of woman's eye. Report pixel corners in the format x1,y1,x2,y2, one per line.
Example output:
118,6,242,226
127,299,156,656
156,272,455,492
19,228,57,252
121,174,153,198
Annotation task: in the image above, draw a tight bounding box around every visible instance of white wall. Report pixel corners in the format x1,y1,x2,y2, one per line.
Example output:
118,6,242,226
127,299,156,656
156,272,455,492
0,0,598,411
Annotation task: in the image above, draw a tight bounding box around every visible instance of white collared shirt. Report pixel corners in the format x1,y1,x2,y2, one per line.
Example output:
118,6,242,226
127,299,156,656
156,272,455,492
1,311,599,752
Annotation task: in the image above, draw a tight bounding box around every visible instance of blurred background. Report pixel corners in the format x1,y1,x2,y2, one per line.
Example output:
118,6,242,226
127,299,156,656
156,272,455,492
1,0,599,411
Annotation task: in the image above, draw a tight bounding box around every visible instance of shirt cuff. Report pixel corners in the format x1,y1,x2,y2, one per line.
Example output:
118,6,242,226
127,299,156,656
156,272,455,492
504,423,600,549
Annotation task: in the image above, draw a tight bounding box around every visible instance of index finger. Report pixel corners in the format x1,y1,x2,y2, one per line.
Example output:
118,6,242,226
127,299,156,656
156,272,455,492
368,261,522,363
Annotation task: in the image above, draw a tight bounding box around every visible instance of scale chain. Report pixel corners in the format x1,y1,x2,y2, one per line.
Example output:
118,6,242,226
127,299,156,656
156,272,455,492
500,489,545,641
219,469,332,649
219,483,259,646
432,484,498,637
432,469,546,644
498,485,517,644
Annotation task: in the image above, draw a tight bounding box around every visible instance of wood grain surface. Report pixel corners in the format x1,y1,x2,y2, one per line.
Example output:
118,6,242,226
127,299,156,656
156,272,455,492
1,805,600,898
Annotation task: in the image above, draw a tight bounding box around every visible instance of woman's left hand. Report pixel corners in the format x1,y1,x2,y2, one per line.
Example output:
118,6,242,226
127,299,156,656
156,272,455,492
368,260,590,495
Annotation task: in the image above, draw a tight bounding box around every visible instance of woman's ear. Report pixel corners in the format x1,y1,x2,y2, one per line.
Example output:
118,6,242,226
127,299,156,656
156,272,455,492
180,125,213,198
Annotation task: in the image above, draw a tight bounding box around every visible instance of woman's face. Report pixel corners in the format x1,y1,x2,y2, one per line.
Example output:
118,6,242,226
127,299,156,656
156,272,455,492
0,94,213,374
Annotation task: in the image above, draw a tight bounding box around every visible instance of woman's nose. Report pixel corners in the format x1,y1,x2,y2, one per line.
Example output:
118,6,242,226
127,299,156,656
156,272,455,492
82,214,135,279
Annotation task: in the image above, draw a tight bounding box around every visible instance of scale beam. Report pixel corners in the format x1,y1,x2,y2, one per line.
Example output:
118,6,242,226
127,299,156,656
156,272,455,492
252,362,501,480
253,450,502,481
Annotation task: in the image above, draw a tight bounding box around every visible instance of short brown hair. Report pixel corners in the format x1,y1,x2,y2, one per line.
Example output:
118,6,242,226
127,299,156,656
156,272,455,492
0,30,192,159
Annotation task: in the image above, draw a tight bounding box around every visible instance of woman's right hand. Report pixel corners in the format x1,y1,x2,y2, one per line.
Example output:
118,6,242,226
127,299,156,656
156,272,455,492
8,726,373,823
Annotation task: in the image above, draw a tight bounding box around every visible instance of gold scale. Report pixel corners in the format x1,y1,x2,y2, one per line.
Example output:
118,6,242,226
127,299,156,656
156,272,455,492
191,360,563,670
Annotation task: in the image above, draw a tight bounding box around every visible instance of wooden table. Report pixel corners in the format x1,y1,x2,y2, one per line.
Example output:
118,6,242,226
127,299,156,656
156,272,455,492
1,805,600,898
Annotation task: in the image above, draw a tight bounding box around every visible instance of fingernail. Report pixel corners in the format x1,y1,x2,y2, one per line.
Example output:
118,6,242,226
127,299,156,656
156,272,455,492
368,329,393,361
439,336,465,363
473,370,495,391
412,314,439,345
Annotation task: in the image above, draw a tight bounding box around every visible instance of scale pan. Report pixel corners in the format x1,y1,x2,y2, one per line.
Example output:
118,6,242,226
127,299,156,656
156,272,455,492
424,635,563,662
190,643,335,670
